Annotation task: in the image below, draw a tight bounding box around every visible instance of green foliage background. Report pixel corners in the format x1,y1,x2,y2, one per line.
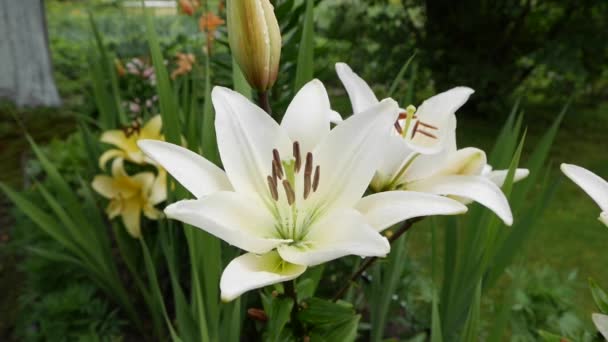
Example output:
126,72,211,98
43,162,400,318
0,0,607,340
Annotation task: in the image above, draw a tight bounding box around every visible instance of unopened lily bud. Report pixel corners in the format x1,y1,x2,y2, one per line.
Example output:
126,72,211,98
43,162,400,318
227,0,281,92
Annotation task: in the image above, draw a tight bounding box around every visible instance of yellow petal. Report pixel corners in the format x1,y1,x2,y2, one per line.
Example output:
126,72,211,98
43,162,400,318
92,175,119,198
106,199,123,218
111,158,128,178
126,150,147,164
99,149,125,170
140,115,163,140
143,204,162,220
101,130,131,150
148,169,167,205
132,172,156,193
121,199,142,238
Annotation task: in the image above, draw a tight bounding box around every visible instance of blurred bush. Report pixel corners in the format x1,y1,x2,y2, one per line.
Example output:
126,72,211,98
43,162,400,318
317,0,608,116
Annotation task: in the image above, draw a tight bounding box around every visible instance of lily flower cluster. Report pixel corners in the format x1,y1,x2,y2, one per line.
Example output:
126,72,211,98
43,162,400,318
92,115,167,238
138,68,524,300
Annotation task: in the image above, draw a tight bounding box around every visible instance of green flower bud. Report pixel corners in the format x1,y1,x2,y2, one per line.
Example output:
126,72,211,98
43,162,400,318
227,0,281,92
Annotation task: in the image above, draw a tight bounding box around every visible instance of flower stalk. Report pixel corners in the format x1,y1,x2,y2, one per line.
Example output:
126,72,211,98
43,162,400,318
332,218,421,302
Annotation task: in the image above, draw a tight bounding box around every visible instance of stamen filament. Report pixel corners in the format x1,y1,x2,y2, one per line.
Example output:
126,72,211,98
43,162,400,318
416,130,438,139
419,122,438,130
410,121,420,139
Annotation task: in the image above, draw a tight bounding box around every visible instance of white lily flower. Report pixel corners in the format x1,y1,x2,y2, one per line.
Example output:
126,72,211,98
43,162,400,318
561,164,608,226
336,62,473,155
336,62,514,226
138,80,468,301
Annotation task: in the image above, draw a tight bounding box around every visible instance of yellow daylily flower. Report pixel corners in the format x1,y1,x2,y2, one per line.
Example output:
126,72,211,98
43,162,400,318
99,115,163,169
92,159,167,238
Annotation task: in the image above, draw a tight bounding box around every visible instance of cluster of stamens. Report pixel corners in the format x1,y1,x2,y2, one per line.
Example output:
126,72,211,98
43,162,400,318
122,118,143,137
266,141,320,206
393,106,439,140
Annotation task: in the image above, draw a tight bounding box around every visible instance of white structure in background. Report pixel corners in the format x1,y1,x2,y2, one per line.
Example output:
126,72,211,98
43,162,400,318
0,0,61,107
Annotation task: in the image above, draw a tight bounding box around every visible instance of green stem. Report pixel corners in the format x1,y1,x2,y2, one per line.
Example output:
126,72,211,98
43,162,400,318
332,218,421,301
258,91,272,115
284,280,303,337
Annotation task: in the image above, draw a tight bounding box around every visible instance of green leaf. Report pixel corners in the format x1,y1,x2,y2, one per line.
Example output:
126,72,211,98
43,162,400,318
431,288,443,342
261,293,293,342
590,278,608,314
537,330,567,342
202,54,220,165
298,298,355,327
309,314,360,342
387,51,417,97
144,10,181,145
460,281,481,342
232,56,252,99
140,237,182,341
293,0,314,92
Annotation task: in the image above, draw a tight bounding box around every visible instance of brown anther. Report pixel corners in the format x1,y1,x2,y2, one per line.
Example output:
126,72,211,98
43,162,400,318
272,159,283,180
312,165,320,192
398,112,417,120
394,121,403,134
271,162,278,182
267,176,278,201
419,121,438,130
272,149,284,178
417,130,438,139
293,142,302,172
247,308,268,322
410,120,420,139
282,180,296,205
304,152,313,199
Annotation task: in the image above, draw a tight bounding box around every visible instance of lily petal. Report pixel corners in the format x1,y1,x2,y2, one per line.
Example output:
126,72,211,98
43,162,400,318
138,140,232,198
164,191,290,254
140,115,163,139
277,208,390,267
437,147,487,177
335,62,379,114
486,168,530,187
220,251,306,302
311,98,400,210
101,130,134,152
600,212,608,226
281,79,333,154
148,169,167,205
593,313,608,340
371,134,413,191
355,191,468,232
407,87,474,154
561,163,608,212
213,86,292,199
92,175,119,199
329,110,343,124
408,175,513,226
122,199,142,238
99,149,125,169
